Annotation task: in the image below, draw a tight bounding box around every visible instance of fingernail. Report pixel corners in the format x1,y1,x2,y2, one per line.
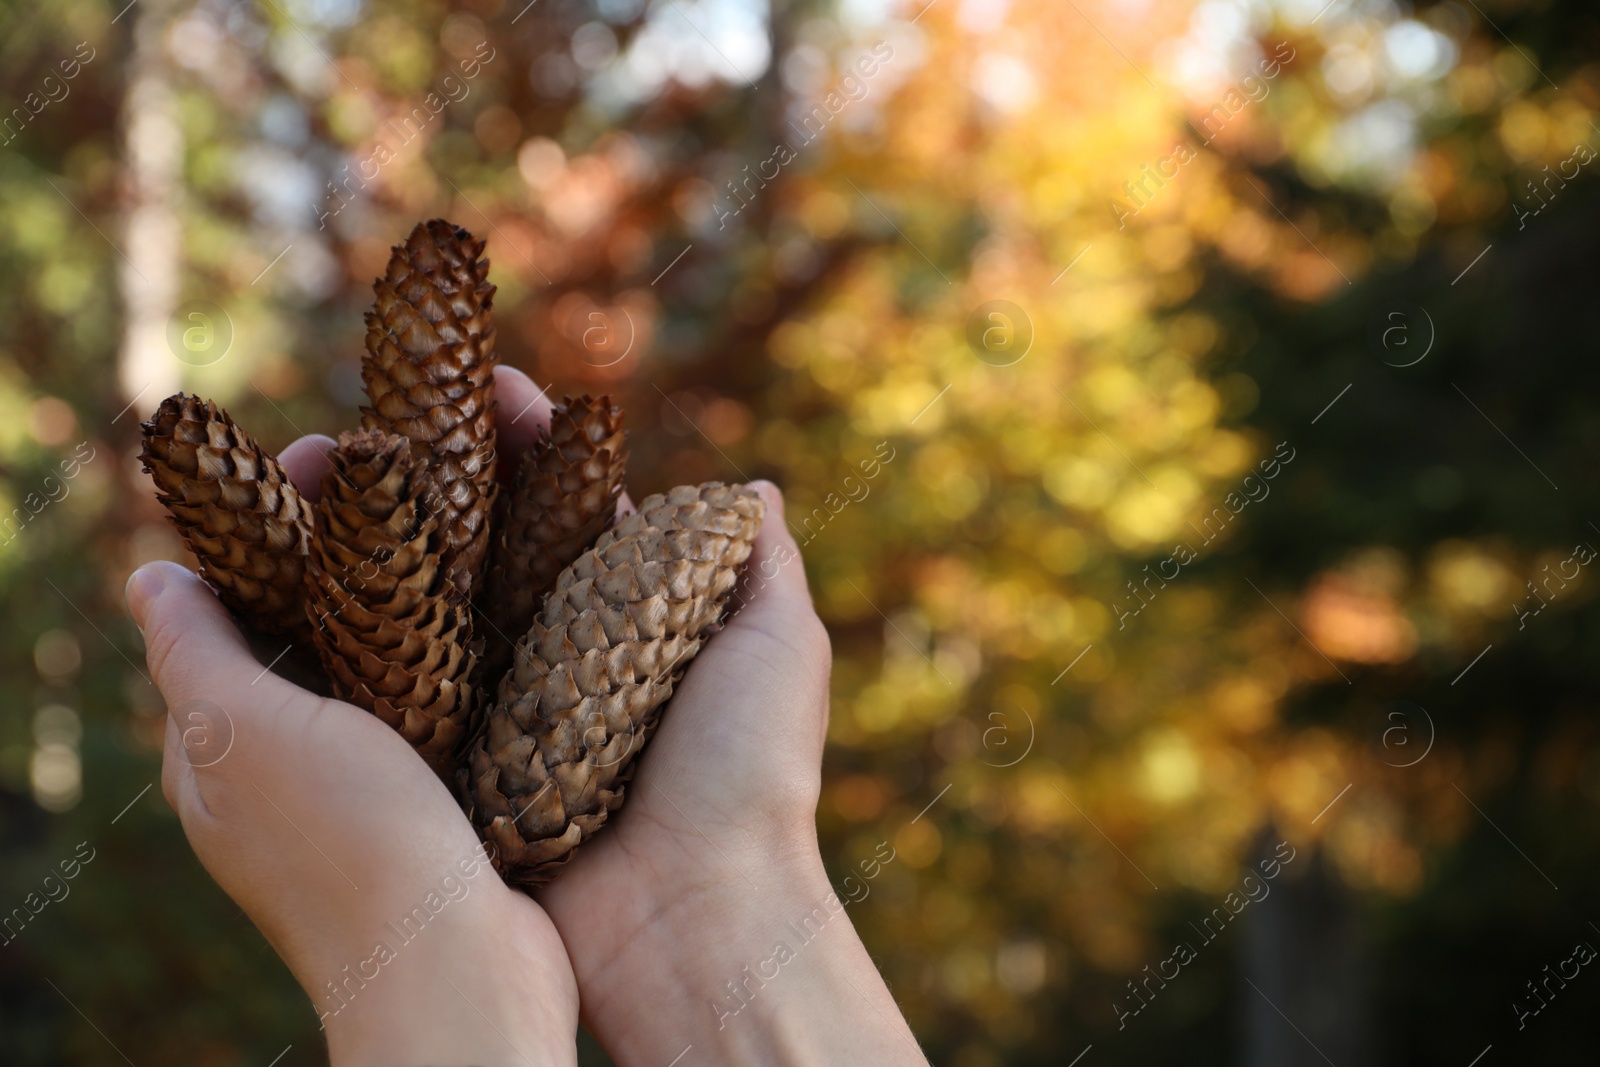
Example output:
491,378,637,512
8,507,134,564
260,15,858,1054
751,479,784,517
125,566,166,629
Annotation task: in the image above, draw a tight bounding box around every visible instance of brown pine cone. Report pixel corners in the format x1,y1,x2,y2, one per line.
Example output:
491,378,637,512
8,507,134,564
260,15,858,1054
361,219,499,595
304,429,480,779
140,394,312,642
483,395,628,675
471,482,764,887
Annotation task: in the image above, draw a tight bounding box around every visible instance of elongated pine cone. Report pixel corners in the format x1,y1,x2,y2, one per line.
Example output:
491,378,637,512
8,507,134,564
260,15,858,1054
140,394,312,641
484,396,629,675
305,429,480,779
471,482,764,886
361,219,499,595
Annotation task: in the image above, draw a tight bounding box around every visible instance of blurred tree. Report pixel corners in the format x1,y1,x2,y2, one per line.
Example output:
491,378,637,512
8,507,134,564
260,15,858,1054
4,0,1600,1063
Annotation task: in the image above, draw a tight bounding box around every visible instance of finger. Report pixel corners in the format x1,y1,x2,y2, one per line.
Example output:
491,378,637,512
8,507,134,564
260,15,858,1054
161,706,214,824
642,480,832,789
126,562,302,721
131,561,300,831
279,434,337,504
729,480,816,618
493,364,553,461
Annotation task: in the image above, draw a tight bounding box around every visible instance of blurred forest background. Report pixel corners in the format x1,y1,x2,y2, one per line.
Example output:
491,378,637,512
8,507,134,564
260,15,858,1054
4,0,1600,1062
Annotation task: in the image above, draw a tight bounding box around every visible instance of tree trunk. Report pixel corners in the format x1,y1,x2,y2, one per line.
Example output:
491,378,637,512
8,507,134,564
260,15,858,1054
117,0,183,406
1241,833,1379,1066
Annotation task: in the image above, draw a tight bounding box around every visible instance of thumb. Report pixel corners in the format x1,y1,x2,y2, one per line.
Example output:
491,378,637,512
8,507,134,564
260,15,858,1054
729,480,820,623
126,562,307,817
126,561,287,706
635,479,832,816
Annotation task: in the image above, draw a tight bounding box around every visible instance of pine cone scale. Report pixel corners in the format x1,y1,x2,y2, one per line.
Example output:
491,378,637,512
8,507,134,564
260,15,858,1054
305,428,481,780
361,219,500,593
140,394,313,641
485,396,629,678
470,482,763,886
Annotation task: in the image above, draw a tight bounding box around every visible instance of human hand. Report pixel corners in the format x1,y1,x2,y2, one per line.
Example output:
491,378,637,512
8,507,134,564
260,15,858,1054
136,364,926,1066
470,367,925,1064
126,429,580,1067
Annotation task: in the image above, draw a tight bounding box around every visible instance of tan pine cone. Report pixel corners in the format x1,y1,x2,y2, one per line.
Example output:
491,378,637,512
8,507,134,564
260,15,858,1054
483,395,629,675
471,482,764,887
305,428,480,779
361,219,499,595
140,394,312,641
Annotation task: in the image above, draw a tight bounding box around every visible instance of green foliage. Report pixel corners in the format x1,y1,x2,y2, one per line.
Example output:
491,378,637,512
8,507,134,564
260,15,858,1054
5,0,1600,1062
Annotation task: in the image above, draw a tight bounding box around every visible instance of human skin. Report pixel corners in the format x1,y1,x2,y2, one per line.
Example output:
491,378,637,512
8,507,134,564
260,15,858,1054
128,552,580,1066
128,365,927,1066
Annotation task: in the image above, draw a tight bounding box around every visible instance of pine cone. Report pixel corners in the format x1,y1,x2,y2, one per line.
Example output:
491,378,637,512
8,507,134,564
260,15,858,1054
471,482,765,887
361,219,499,595
484,396,629,675
304,429,480,779
140,394,312,641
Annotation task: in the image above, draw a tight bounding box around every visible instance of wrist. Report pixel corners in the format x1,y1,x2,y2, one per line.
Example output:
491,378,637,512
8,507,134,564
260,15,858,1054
322,892,579,1067
580,832,925,1067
